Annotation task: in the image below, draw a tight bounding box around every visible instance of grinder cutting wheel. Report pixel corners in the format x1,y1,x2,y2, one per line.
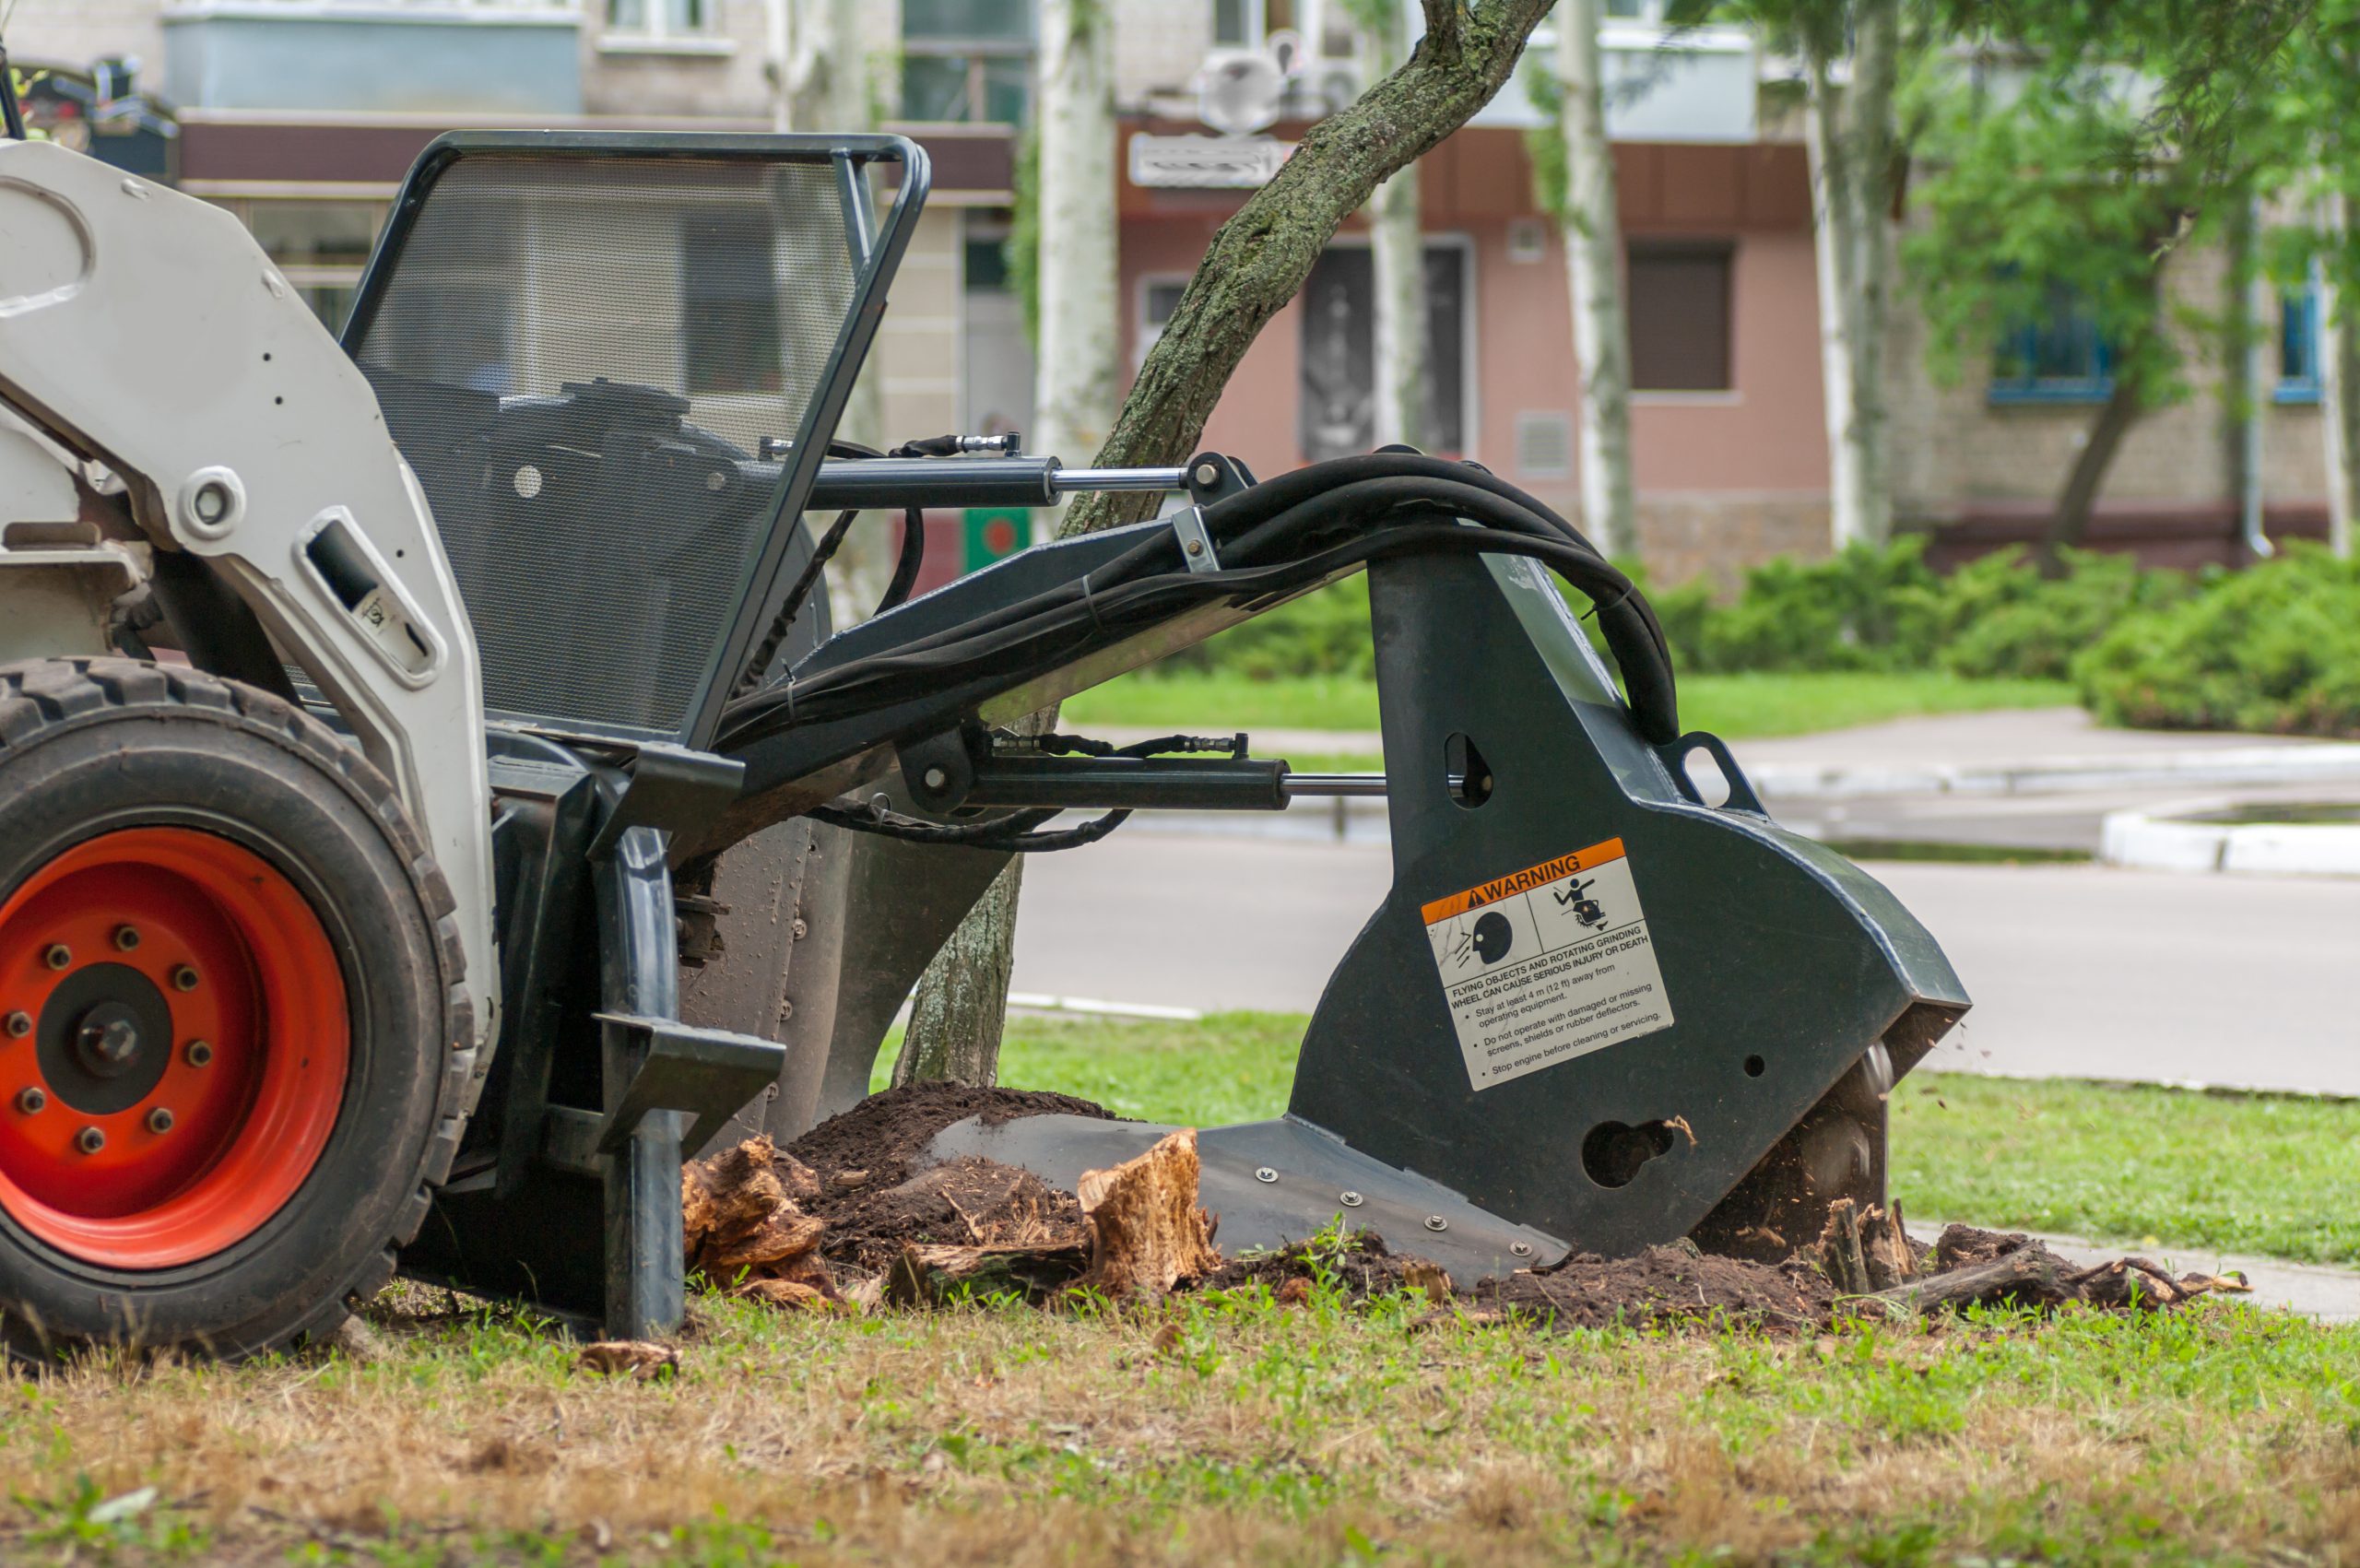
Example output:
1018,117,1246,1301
0,119,1965,1359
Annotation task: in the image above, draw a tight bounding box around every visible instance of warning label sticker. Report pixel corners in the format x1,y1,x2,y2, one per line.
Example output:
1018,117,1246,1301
1421,838,1673,1091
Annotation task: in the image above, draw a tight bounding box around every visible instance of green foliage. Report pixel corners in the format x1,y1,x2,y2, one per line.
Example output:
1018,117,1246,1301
1938,546,2190,681
1521,62,1570,224
2077,543,2360,734
1161,575,1379,681
1902,59,2194,407
1006,122,1041,349
1678,537,1950,672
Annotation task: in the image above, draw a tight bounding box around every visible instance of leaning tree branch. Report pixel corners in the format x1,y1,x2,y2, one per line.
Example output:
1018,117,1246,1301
1061,0,1559,536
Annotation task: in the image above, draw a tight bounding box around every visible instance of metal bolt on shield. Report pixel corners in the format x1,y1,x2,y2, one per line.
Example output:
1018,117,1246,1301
1339,1190,1363,1208
1423,1215,1448,1232
1254,1166,1278,1184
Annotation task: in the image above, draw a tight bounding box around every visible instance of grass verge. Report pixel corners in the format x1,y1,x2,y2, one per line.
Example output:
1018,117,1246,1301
883,1010,2360,1267
1059,669,2077,740
6,1016,2355,1564
5,1278,2355,1563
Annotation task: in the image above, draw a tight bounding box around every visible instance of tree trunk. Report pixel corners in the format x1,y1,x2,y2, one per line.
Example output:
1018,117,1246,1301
1556,0,1637,559
1363,3,1430,451
1064,0,1561,537
1029,0,1121,515
2043,364,2144,571
893,857,1026,1087
896,0,1115,1086
1805,0,1898,552
2319,199,2359,560
886,0,1557,1087
782,0,891,615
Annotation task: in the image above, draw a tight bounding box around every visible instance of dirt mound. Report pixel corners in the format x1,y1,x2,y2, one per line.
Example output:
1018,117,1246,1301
1482,1246,1834,1330
780,1083,1107,1271
1203,1232,1834,1331
815,1155,1086,1272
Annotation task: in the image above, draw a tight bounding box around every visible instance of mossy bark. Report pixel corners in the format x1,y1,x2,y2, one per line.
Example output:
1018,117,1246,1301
900,0,1558,1086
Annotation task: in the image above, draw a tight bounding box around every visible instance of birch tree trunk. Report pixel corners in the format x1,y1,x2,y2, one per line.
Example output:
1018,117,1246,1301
875,0,1556,1090
1360,1,1430,451
2319,198,2360,560
1555,0,1637,558
781,0,891,612
896,0,1116,1087
1804,0,1897,551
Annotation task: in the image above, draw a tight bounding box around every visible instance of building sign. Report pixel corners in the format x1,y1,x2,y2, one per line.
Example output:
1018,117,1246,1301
1128,133,1296,190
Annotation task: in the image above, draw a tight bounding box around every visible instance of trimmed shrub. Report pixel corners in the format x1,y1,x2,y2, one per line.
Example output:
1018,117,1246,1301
2076,545,2360,735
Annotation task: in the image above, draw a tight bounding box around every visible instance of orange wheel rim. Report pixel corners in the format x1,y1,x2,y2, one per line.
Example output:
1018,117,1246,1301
0,827,349,1269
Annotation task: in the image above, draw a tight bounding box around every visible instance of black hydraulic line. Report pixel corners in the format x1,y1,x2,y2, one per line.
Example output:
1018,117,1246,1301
0,42,25,143
721,491,1675,745
875,498,926,614
719,519,1677,757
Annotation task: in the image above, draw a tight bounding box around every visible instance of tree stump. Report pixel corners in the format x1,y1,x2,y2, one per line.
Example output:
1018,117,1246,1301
1076,1128,1223,1297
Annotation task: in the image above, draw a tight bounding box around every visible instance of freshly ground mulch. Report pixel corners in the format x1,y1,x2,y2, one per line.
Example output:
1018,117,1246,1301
720,1083,2239,1327
781,1083,1105,1272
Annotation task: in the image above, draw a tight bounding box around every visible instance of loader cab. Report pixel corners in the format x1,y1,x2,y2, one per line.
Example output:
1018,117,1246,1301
339,132,930,751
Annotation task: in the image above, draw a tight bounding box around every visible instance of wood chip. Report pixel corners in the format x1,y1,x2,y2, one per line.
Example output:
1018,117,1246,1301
576,1340,679,1380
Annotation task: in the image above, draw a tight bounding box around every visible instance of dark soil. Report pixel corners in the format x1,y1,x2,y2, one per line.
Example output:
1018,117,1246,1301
1200,1232,1834,1331
783,1082,1107,1272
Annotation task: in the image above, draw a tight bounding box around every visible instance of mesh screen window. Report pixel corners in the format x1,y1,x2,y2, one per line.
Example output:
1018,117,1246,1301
349,151,866,737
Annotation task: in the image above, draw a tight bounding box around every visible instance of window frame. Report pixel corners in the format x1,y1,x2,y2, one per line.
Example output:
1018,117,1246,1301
2276,282,2322,407
1625,237,1738,400
1988,281,2116,406
600,0,730,54
901,1,1037,124
1292,230,1481,462
1133,271,1191,368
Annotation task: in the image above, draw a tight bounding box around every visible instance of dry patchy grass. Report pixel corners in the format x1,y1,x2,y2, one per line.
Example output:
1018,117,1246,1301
3,1280,2357,1566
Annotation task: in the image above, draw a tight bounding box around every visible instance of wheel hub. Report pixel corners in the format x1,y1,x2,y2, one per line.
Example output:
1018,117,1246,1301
75,1005,142,1078
35,962,173,1114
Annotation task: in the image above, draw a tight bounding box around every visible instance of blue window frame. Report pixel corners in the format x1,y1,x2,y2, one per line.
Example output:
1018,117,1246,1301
2277,286,2321,405
1989,284,2114,404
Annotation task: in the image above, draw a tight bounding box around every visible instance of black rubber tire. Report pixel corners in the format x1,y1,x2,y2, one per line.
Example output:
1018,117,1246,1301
0,658,474,1362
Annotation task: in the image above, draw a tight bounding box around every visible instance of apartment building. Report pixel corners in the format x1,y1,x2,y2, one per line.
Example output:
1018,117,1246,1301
5,0,2333,579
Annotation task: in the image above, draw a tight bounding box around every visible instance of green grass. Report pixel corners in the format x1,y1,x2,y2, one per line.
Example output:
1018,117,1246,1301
9,1260,2358,1564
889,1009,2360,1266
1059,669,2076,740
11,1018,2357,1565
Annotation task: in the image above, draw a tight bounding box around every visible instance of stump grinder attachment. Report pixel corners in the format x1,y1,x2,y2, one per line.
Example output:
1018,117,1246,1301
0,126,1965,1359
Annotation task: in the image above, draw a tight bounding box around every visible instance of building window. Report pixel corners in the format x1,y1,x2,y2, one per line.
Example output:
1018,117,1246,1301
902,0,1034,124
1298,242,1470,461
216,197,386,336
1988,282,2113,403
607,0,709,37
2278,286,2321,405
1136,276,1186,364
1628,240,1733,393
681,212,784,396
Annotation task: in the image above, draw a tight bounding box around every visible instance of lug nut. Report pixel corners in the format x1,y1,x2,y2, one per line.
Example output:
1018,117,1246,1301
185,1040,214,1067
147,1107,175,1135
112,925,141,952
4,1011,29,1039
15,1087,45,1114
43,944,71,971
171,965,199,992
75,1126,104,1154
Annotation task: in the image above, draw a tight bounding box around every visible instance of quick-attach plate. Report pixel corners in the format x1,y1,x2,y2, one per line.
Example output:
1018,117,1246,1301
926,1114,1566,1282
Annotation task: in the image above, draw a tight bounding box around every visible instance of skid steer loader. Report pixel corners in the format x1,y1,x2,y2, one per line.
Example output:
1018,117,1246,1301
0,124,1967,1359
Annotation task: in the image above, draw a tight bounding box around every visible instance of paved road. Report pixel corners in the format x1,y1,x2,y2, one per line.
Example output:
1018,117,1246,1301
1010,831,2360,1096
